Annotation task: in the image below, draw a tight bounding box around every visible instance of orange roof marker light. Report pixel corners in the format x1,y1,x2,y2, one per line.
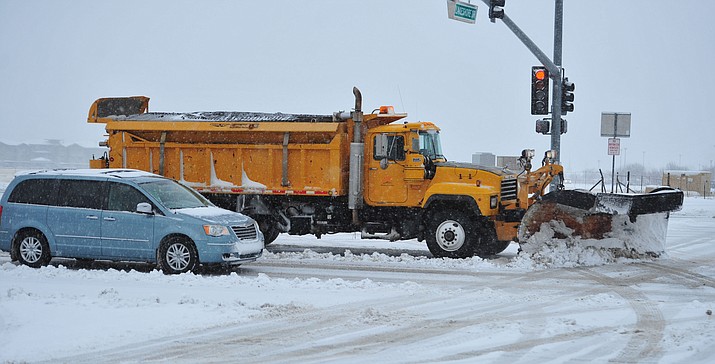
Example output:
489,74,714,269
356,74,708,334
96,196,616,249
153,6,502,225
379,105,395,115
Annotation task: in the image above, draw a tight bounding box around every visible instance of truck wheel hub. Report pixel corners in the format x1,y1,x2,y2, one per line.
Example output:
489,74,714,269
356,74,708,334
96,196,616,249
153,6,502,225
436,220,465,252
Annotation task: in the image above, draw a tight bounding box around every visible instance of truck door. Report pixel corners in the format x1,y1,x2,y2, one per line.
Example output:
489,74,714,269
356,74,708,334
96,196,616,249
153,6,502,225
367,133,407,204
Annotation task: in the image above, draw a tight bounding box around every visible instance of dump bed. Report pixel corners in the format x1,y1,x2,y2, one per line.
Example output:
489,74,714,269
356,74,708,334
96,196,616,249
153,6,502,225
89,96,405,197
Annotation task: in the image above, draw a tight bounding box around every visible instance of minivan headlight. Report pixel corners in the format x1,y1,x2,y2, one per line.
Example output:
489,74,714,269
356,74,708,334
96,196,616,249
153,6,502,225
203,225,230,237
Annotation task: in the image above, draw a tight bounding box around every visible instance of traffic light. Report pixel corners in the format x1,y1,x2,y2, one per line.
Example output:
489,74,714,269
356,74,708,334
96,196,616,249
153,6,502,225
531,66,549,115
489,0,505,21
561,77,575,113
535,118,567,135
535,118,550,134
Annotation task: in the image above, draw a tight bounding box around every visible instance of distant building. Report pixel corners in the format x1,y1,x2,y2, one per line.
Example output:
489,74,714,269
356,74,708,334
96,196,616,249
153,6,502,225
0,141,106,169
497,156,520,171
663,170,711,197
472,152,495,166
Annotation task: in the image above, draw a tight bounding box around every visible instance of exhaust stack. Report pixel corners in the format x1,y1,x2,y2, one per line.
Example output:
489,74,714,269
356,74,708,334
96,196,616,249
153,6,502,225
348,87,364,225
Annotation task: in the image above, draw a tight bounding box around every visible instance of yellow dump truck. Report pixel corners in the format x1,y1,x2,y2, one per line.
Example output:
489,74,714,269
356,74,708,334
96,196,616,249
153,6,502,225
86,88,568,258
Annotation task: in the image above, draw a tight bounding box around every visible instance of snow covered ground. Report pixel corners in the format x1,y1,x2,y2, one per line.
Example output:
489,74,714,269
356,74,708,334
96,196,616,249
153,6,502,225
1,175,714,362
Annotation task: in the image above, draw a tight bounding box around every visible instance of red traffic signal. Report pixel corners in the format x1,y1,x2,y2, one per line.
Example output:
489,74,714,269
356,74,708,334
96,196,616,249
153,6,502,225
531,66,549,115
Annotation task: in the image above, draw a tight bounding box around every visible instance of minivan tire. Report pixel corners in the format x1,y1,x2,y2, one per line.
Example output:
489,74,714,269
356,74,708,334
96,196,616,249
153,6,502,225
16,230,51,268
158,237,198,274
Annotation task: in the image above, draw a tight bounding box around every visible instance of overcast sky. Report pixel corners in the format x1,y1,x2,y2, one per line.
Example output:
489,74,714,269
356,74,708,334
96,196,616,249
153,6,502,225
1,0,714,173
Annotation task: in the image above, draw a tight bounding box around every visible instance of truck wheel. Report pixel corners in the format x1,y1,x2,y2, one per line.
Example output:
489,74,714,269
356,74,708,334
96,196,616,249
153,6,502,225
257,217,280,245
264,226,280,245
16,230,52,268
472,224,511,257
426,210,476,259
158,237,197,274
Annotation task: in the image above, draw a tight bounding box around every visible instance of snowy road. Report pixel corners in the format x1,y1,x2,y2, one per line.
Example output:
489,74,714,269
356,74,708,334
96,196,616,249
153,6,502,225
1,197,714,363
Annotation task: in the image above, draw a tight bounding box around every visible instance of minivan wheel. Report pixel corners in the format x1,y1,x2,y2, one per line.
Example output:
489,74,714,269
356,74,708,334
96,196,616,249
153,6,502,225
16,230,51,268
158,237,197,274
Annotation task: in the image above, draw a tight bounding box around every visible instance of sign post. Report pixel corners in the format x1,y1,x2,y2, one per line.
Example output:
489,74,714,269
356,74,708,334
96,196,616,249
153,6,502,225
447,0,478,24
601,112,631,192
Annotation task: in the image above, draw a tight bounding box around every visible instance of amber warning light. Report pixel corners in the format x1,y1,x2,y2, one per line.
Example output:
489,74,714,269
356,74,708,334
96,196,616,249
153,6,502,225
379,105,395,114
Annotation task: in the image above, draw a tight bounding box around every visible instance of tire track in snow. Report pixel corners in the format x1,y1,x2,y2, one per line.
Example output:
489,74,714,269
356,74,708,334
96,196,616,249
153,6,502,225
43,265,627,363
641,260,715,289
575,268,666,363
43,293,442,363
235,287,615,363
40,253,712,363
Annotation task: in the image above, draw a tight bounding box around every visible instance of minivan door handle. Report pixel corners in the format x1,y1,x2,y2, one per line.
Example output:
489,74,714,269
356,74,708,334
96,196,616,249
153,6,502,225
103,217,116,222
85,215,99,220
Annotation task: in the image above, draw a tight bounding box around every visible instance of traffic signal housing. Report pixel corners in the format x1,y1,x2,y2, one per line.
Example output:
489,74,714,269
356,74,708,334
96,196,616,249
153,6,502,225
489,0,505,21
535,118,567,135
535,118,550,134
531,66,549,115
561,77,575,113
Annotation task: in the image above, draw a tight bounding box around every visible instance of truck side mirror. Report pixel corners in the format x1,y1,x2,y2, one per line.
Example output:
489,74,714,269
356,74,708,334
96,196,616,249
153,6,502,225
411,138,420,153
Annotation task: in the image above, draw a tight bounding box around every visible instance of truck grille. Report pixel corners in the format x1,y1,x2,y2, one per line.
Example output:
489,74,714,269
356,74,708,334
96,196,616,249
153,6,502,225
231,224,258,240
501,178,518,201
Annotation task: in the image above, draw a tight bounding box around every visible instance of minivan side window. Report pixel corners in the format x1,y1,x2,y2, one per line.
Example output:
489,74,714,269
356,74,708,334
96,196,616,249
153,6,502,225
7,178,59,205
107,182,151,212
57,179,104,210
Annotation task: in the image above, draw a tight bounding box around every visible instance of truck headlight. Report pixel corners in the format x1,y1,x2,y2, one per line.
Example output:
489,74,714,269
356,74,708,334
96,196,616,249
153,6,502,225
490,195,498,209
203,225,230,237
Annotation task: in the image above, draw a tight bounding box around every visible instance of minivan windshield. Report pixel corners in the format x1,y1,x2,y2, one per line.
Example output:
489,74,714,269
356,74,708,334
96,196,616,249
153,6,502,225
139,179,213,210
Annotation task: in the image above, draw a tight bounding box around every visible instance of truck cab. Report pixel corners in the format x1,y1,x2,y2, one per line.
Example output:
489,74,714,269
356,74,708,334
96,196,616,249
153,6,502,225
364,121,442,206
360,116,531,259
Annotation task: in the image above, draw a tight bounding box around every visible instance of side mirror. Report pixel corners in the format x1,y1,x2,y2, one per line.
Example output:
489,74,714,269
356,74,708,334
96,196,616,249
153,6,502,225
136,202,154,214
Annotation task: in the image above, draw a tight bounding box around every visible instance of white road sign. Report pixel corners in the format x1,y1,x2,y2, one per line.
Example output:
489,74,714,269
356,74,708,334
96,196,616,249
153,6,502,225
608,138,620,156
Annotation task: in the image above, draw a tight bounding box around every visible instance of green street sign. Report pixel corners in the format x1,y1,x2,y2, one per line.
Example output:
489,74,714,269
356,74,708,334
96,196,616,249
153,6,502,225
447,0,477,24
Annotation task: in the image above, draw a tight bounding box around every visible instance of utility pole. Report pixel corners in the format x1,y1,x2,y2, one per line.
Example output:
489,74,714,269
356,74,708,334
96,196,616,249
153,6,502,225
550,0,563,162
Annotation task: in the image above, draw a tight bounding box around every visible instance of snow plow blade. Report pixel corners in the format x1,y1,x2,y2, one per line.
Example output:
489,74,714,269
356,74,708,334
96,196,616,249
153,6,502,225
518,188,684,258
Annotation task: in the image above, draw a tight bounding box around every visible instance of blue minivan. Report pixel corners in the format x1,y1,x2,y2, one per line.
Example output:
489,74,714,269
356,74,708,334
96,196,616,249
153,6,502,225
0,169,264,274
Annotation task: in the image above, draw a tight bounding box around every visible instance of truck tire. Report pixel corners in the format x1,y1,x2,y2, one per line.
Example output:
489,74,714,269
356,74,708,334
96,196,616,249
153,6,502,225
426,210,476,259
257,217,280,245
472,224,511,257
263,226,280,245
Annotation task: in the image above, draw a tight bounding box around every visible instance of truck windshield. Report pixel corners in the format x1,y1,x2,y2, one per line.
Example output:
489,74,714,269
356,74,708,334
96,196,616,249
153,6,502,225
139,179,213,210
419,130,445,160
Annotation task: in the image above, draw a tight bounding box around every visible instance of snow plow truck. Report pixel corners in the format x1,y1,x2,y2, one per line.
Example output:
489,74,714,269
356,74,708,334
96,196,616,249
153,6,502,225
87,88,684,258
